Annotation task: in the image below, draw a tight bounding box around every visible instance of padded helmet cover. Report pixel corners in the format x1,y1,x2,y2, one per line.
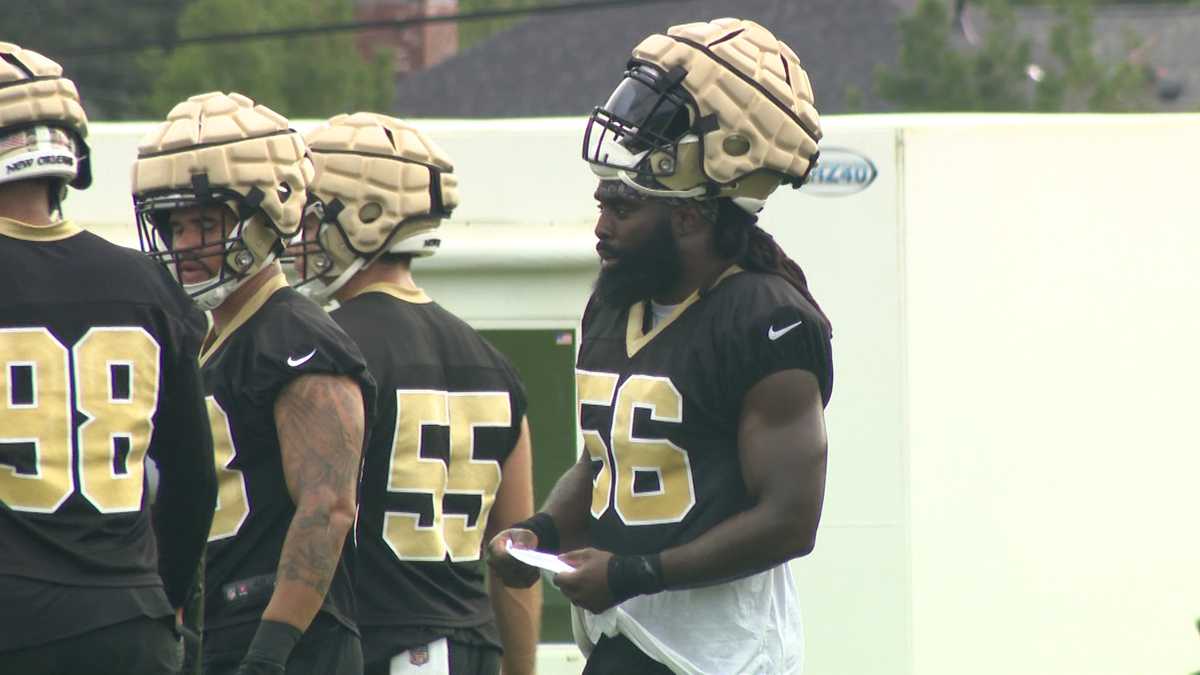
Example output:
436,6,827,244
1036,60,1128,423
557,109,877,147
132,91,312,239
0,42,91,189
304,111,458,256
584,18,822,209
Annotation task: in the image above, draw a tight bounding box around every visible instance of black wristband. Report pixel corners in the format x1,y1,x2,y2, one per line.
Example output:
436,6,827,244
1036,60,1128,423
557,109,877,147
512,512,560,553
607,553,666,604
241,619,301,670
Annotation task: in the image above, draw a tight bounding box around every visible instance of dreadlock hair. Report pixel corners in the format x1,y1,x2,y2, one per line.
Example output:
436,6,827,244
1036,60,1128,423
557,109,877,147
711,198,831,333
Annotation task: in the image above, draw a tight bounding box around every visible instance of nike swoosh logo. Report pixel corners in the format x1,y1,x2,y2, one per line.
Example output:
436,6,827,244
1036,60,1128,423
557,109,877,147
768,320,803,341
286,349,317,367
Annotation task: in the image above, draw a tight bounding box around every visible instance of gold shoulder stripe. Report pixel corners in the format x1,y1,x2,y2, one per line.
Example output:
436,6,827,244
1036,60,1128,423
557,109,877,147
346,282,432,305
0,218,82,242
624,264,743,358
199,272,288,366
626,292,698,358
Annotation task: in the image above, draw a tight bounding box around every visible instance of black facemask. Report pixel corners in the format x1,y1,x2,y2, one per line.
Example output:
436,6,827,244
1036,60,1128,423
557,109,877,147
593,214,682,309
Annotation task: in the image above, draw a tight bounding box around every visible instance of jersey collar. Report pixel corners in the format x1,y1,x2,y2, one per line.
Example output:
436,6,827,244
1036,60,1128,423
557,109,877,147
624,265,743,358
199,271,289,366
0,217,82,242
345,282,432,305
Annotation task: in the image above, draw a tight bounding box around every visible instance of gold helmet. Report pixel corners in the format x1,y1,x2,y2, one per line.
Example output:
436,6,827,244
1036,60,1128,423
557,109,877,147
132,92,313,310
582,18,821,213
291,112,458,303
0,42,91,194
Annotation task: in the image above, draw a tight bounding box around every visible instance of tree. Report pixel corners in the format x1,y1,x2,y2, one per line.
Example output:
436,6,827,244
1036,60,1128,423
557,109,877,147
456,0,544,51
3,0,189,120
1010,0,1188,4
877,0,1038,111
877,0,1151,112
1033,0,1149,111
147,0,392,119
877,0,977,111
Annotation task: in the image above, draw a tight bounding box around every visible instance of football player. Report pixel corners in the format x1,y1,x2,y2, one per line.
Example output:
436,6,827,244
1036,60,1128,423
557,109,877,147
0,43,216,674
487,19,832,674
288,112,540,675
133,92,377,675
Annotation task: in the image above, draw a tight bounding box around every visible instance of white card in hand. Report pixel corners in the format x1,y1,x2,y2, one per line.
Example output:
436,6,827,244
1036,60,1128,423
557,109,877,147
506,540,575,574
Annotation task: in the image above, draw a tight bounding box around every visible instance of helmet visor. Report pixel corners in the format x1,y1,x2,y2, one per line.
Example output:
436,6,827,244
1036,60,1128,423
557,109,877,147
605,66,692,152
583,64,693,176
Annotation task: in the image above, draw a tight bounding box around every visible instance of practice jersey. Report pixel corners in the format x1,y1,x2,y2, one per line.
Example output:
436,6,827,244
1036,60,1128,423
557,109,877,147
331,283,527,644
200,273,375,638
573,266,831,674
575,267,832,555
0,219,210,647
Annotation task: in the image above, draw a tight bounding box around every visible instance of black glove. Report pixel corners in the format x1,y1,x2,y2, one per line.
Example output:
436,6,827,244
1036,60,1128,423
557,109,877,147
235,620,301,675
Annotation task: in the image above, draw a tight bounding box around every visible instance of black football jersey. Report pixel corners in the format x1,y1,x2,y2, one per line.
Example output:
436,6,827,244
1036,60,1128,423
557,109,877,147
0,220,210,642
199,273,376,637
331,283,527,638
576,268,833,555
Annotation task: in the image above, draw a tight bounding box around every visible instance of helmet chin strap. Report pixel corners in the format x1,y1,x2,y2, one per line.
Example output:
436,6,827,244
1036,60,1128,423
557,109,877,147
185,277,234,312
187,251,278,312
615,170,708,199
590,132,769,213
185,216,277,311
302,222,440,304
300,256,367,305
593,166,765,214
730,196,767,214
589,133,709,201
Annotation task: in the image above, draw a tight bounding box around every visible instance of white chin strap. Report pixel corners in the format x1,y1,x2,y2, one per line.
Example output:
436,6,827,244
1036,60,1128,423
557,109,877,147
183,217,275,311
301,223,443,304
185,278,233,312
615,170,708,199
299,256,366,305
590,165,766,215
589,159,708,200
590,168,766,214
730,196,767,214
188,251,277,312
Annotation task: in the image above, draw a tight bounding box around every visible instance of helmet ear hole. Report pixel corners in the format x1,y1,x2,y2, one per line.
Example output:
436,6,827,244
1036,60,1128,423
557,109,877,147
722,135,751,156
359,202,382,224
277,182,293,202
318,220,354,272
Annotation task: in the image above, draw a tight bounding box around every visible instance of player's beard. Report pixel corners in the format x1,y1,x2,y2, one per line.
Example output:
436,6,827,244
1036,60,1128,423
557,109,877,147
593,217,682,308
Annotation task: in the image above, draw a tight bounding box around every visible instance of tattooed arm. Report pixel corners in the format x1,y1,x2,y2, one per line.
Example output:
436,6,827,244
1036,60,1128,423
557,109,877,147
263,373,365,631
